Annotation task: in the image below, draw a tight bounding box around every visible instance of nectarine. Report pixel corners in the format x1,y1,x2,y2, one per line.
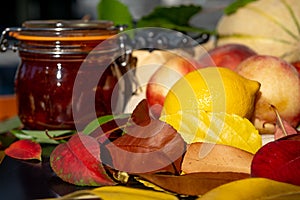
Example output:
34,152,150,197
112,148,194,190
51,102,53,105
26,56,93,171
236,55,300,134
197,43,257,70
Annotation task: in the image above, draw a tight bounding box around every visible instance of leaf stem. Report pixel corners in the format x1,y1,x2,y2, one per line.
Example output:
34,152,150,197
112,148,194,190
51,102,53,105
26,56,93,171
95,124,128,141
45,129,73,141
270,104,287,136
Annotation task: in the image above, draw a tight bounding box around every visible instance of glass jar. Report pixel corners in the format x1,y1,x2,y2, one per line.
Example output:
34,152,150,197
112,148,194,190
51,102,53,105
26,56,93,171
0,20,136,130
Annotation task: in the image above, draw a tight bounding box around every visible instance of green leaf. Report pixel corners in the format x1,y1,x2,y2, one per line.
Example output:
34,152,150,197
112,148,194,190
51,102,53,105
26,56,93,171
137,5,209,34
82,113,130,135
138,5,201,27
10,129,75,144
97,0,133,29
224,0,258,15
0,117,22,134
41,144,57,158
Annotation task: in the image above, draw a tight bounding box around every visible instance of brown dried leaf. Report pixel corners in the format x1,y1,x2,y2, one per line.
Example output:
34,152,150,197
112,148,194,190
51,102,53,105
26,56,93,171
106,119,186,174
138,172,249,196
129,99,151,126
105,99,186,174
182,142,254,174
0,151,5,164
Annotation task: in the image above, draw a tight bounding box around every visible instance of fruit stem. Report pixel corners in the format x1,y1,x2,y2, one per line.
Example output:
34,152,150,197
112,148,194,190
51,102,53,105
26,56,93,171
270,104,287,136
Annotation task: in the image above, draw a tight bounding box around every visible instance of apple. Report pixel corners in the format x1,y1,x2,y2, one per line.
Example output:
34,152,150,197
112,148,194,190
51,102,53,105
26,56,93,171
251,139,300,186
146,56,199,117
236,55,300,134
197,43,257,70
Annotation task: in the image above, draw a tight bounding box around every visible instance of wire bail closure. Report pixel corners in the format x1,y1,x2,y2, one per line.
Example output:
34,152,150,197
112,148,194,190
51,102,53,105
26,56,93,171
0,27,20,52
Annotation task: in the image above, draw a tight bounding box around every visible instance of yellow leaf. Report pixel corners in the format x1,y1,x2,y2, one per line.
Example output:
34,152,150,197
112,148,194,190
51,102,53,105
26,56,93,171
91,186,178,200
53,186,178,200
198,178,300,200
160,110,262,154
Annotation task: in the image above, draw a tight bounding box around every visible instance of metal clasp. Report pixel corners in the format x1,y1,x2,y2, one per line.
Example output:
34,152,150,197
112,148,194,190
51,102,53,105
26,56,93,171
113,25,141,112
115,24,132,67
0,27,21,52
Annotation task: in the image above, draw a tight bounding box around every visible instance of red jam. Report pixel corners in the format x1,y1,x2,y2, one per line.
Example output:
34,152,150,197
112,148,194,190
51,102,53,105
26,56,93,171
12,20,132,130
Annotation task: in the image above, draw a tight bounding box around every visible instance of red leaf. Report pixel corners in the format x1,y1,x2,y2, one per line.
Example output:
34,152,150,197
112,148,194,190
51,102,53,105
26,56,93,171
50,132,116,186
279,134,300,141
251,139,300,186
4,139,42,161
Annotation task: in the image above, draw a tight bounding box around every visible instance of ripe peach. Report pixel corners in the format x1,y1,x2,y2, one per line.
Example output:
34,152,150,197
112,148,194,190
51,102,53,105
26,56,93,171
198,43,257,70
146,56,199,117
236,55,300,134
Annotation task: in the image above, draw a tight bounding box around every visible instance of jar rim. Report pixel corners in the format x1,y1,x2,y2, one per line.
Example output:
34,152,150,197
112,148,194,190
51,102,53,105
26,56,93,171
10,20,119,41
22,20,115,30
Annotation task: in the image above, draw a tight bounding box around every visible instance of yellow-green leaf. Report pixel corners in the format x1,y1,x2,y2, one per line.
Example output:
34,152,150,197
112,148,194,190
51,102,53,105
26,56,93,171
54,186,178,200
198,178,300,200
160,110,261,154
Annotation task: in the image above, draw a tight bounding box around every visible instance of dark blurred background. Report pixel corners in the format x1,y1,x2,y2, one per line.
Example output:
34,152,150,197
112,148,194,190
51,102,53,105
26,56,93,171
0,0,96,29
0,0,98,95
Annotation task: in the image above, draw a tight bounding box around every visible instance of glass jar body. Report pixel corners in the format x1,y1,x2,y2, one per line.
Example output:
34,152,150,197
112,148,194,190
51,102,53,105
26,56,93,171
15,41,121,130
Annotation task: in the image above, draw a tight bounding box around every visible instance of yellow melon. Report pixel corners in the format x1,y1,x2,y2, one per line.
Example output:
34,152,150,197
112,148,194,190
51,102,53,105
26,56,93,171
216,0,300,63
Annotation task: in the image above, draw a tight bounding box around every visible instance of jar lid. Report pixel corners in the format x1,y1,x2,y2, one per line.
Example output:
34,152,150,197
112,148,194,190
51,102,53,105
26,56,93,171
10,20,119,41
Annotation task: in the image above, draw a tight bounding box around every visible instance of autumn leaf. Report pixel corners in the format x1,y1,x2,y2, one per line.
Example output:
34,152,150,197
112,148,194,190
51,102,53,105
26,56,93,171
50,132,116,186
251,139,300,186
182,142,253,174
279,134,300,141
197,178,300,200
51,185,178,200
0,151,5,164
160,110,262,154
105,99,186,174
138,172,249,196
4,139,42,161
129,99,151,126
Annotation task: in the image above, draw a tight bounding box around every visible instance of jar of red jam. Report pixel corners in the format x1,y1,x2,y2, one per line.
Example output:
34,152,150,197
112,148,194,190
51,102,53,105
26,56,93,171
0,20,136,130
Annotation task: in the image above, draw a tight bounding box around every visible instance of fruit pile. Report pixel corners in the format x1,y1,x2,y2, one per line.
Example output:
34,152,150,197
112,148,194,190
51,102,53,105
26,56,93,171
3,0,300,198
139,0,300,196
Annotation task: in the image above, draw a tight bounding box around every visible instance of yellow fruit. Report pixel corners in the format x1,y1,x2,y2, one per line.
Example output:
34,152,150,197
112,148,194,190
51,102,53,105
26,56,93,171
216,0,300,63
162,67,260,119
160,110,262,154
